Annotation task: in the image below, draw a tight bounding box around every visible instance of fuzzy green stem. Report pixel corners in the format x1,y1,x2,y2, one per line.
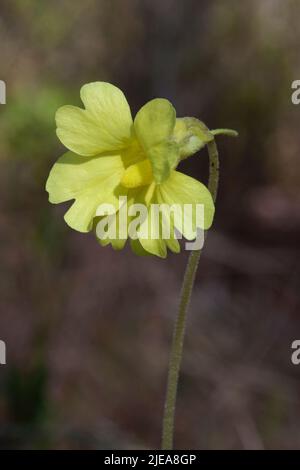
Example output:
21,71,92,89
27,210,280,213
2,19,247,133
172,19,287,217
161,139,219,450
211,128,238,138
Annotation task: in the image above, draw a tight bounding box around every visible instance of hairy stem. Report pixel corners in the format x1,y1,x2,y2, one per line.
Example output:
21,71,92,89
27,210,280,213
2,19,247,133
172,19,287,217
161,139,219,450
211,128,238,138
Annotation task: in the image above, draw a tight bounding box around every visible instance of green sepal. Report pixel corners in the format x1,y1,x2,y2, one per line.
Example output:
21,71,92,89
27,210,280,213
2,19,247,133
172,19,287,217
174,117,214,160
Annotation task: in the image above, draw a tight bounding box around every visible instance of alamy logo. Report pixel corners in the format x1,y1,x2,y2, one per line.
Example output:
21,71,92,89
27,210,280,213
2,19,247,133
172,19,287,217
0,340,6,365
0,80,6,104
291,80,300,105
96,196,206,251
291,340,300,365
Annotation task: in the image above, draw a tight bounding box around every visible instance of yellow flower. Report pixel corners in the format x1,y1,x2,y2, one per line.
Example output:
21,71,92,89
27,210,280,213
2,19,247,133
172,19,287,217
46,82,215,258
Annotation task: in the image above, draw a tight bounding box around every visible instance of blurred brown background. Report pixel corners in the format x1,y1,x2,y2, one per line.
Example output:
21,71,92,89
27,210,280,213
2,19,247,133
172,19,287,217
0,0,300,450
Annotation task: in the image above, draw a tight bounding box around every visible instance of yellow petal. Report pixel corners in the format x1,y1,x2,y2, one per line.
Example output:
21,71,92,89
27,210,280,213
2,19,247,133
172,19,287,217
130,187,167,258
157,171,215,240
46,151,125,232
56,82,133,156
134,98,179,184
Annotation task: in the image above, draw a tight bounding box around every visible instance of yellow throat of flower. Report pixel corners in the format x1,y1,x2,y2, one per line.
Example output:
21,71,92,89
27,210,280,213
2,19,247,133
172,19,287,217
121,159,153,189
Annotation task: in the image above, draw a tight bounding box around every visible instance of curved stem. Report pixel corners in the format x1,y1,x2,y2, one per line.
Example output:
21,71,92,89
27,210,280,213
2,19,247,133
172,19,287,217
211,128,238,138
161,139,219,450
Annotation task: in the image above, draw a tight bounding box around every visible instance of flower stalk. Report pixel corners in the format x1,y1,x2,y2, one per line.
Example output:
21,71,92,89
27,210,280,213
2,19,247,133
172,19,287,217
161,135,229,450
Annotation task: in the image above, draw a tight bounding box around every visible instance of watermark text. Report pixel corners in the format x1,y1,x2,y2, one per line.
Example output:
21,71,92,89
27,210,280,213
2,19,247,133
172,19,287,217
0,80,6,104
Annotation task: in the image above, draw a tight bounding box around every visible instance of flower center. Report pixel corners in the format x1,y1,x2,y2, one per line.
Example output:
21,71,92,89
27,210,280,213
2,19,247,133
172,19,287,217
120,159,153,189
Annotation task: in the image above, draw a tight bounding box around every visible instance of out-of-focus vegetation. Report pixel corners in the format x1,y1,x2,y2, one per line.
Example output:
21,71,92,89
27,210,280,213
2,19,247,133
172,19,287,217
0,0,300,449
